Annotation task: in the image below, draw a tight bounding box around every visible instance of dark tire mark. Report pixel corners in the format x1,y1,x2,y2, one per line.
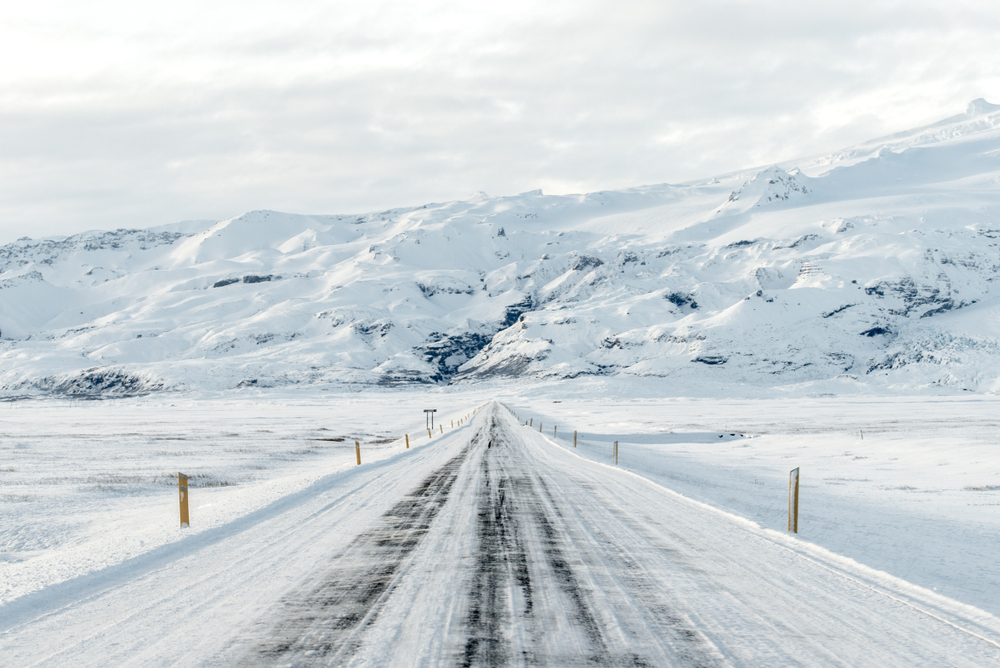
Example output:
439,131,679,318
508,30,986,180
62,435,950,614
462,424,535,668
231,405,728,667
534,475,726,668
460,410,726,667
461,415,629,666
529,499,614,665
245,446,471,666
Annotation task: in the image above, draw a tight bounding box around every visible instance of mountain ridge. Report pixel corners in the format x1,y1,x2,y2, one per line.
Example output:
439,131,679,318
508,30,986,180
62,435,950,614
3,100,1000,396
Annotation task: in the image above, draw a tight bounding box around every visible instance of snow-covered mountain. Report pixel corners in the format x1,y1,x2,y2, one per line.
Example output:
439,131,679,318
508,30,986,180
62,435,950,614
5,100,1000,396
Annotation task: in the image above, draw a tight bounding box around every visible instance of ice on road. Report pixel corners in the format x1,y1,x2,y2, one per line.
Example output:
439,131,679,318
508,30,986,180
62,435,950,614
3,402,1000,666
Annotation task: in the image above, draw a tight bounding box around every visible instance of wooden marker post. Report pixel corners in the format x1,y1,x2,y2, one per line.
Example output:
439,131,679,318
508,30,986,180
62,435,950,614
554,426,557,437
428,428,432,439
530,418,533,426
451,420,454,428
178,472,190,528
406,434,410,449
539,422,543,433
355,441,362,466
789,467,800,533
574,431,577,448
613,441,618,465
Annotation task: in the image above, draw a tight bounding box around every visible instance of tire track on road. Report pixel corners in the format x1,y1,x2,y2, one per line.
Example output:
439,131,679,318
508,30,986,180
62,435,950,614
235,405,730,667
531,474,727,668
243,444,471,666
461,421,537,667
461,413,689,667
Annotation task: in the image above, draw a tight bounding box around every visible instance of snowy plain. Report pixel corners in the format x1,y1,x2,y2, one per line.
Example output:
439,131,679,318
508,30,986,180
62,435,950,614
2,388,1000,665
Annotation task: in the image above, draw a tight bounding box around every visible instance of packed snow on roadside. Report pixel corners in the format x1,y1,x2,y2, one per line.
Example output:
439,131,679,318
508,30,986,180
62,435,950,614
0,390,463,605
502,382,1000,617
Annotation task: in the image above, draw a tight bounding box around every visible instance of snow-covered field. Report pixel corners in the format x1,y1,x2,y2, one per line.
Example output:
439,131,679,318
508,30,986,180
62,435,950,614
2,389,999,665
509,385,1000,617
0,390,456,606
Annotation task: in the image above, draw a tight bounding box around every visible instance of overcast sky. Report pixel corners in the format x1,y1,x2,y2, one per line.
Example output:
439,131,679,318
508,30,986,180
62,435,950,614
1,0,998,243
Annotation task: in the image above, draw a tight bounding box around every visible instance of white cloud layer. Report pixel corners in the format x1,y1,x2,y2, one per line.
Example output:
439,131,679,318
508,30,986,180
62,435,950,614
1,0,999,242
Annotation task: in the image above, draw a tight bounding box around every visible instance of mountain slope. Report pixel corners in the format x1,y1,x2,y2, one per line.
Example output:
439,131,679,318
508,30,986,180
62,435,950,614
3,100,1000,395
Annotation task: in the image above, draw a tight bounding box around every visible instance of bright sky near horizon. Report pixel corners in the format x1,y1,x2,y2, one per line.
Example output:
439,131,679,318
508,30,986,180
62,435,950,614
1,0,998,243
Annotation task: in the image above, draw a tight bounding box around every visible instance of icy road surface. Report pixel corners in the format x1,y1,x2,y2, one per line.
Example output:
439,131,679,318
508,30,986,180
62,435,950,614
3,402,1000,666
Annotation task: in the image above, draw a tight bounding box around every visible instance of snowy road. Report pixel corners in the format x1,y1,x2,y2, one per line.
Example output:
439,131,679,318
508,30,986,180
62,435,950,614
3,402,1000,666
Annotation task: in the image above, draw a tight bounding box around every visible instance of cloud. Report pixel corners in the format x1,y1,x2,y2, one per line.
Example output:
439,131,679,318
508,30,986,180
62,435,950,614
1,0,999,242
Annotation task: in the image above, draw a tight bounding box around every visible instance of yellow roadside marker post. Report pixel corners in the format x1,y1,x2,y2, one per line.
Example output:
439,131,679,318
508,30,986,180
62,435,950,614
428,428,432,439
530,418,533,427
613,441,618,465
440,425,443,434
574,431,577,447
406,434,410,449
178,472,190,528
789,468,800,533
355,441,362,465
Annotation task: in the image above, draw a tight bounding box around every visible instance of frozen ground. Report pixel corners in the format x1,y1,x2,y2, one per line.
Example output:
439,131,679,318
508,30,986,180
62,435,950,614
2,389,1000,665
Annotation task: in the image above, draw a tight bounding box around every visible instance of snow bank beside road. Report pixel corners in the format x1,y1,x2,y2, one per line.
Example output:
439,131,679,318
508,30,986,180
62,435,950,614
506,393,1000,618
0,392,478,606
